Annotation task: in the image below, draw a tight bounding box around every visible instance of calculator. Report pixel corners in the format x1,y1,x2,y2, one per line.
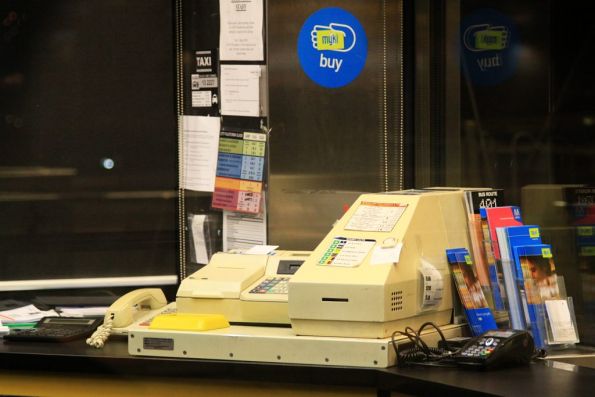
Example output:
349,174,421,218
4,317,103,342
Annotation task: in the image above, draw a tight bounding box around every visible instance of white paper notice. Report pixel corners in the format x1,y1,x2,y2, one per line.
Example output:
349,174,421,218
220,65,261,117
219,0,264,61
545,300,579,343
56,307,109,317
0,305,59,324
192,90,212,108
190,214,209,264
345,202,408,232
181,116,220,192
370,242,403,265
223,209,267,252
245,245,279,255
420,259,444,308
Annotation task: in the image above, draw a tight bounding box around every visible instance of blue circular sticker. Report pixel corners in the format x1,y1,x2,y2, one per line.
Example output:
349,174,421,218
297,7,368,88
461,9,519,86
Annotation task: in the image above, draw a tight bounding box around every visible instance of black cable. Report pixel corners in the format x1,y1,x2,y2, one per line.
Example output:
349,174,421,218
418,321,447,343
391,329,421,354
391,322,458,367
404,326,431,354
417,321,458,353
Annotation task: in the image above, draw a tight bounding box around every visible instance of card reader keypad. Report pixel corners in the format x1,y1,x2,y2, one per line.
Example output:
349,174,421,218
459,337,500,357
249,277,289,294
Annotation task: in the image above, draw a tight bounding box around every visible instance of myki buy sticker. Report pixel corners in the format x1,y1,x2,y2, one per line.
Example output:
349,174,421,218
297,7,368,88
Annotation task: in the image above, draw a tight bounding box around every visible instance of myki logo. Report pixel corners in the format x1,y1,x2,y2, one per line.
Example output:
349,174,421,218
298,8,367,88
311,23,356,52
463,24,510,52
460,9,518,86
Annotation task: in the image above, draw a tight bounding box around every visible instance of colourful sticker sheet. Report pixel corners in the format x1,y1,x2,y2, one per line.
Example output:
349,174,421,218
318,237,376,267
212,130,266,214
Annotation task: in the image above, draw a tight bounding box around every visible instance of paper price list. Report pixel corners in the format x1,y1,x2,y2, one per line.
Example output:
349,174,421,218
345,202,408,232
212,130,266,214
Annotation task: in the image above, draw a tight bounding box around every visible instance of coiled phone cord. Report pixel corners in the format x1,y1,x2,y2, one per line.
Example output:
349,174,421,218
86,313,114,348
391,322,458,367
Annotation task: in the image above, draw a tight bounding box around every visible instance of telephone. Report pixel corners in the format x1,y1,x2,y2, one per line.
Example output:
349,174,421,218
107,288,168,331
86,288,169,348
451,329,535,369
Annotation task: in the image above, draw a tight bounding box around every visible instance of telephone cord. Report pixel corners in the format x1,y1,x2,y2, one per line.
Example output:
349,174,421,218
86,314,113,348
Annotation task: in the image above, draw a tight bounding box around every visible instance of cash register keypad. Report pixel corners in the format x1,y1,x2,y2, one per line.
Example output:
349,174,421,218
249,277,289,294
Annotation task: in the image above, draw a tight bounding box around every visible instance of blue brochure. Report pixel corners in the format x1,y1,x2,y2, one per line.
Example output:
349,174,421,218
446,248,498,336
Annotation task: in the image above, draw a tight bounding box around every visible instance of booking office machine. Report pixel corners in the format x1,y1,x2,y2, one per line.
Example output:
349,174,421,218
176,250,310,325
129,190,470,366
288,189,469,338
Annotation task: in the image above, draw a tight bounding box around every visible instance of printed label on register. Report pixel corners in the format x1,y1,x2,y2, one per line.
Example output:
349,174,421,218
318,237,375,267
345,202,407,232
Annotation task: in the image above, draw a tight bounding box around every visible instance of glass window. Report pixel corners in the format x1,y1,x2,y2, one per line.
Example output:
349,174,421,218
457,0,594,345
0,1,178,296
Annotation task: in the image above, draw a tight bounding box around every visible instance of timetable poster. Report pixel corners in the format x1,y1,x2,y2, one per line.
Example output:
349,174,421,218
212,130,266,214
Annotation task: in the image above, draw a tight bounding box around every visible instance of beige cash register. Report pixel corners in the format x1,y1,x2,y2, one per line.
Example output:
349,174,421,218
288,189,471,338
176,250,310,324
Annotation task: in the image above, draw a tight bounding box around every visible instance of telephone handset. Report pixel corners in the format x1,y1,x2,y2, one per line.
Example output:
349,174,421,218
108,288,167,329
86,288,167,348
452,329,535,369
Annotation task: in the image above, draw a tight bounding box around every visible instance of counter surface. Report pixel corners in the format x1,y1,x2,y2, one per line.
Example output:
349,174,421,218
1,336,594,396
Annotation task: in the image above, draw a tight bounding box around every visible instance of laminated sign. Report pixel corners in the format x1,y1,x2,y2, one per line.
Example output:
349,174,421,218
212,130,266,214
191,49,219,109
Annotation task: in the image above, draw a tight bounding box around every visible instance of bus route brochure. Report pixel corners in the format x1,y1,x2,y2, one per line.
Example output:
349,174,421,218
514,244,561,348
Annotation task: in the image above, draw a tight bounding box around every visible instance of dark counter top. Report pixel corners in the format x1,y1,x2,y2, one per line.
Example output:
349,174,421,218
1,336,594,396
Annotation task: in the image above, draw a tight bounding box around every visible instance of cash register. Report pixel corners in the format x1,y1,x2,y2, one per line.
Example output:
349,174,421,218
128,190,470,367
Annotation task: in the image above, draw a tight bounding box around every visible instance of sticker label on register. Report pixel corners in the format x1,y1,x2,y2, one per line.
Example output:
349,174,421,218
345,201,407,232
318,237,376,267
143,337,174,351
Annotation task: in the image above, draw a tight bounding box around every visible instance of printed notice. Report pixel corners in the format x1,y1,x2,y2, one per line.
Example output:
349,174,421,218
219,0,264,61
245,245,279,255
318,237,375,268
181,116,221,192
545,299,579,344
345,201,408,232
212,130,266,213
192,91,212,108
220,64,261,117
191,49,218,109
370,242,403,265
190,214,209,264
223,207,267,252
